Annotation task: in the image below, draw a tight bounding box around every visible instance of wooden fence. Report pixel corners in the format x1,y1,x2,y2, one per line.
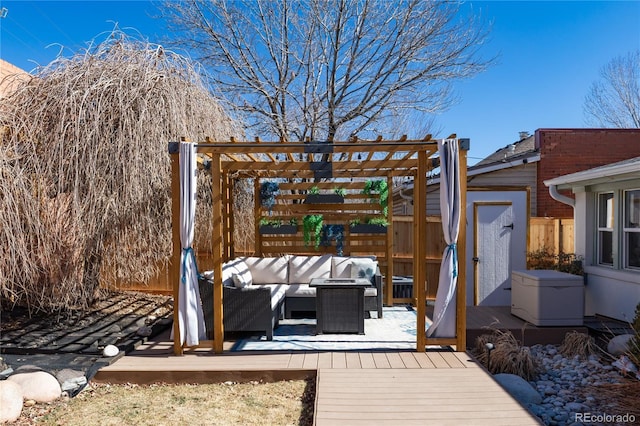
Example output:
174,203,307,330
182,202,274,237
528,217,574,254
106,216,574,300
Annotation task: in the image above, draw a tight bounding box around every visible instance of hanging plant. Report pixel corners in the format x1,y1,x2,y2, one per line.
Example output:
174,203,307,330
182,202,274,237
321,224,345,256
260,181,280,213
363,179,389,217
303,214,324,249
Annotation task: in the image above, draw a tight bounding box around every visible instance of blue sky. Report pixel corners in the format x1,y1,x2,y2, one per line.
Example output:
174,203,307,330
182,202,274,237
1,1,639,164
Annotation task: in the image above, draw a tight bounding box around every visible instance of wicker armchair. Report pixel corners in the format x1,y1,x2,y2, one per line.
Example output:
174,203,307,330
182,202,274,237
198,278,285,341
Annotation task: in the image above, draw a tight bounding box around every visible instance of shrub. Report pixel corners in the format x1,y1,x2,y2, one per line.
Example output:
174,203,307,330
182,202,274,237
527,247,584,275
0,30,239,313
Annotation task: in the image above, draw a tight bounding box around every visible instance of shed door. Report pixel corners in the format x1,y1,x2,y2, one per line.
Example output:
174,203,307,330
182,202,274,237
474,202,514,306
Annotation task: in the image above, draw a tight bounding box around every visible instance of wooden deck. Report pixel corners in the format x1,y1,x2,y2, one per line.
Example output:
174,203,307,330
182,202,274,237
95,333,541,425
315,368,541,425
466,305,589,348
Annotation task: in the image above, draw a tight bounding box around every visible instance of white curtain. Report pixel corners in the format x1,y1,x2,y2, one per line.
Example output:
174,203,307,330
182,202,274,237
177,141,206,346
426,138,460,338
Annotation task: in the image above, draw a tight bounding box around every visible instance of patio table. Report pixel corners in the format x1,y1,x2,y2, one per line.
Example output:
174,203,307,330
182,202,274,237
309,278,371,334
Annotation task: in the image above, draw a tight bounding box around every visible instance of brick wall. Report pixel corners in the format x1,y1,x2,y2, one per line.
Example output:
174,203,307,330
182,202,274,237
535,128,640,217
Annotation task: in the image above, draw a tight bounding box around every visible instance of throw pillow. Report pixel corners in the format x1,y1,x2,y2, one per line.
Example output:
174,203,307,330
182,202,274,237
232,272,251,288
349,258,376,282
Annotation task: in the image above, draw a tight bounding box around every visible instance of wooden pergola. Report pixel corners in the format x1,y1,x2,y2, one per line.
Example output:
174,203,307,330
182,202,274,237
168,136,468,355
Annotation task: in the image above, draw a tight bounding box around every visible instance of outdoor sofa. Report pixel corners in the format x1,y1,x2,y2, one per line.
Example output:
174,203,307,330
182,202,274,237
198,254,383,340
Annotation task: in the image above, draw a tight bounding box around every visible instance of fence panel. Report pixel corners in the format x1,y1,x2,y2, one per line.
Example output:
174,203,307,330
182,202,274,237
528,217,574,254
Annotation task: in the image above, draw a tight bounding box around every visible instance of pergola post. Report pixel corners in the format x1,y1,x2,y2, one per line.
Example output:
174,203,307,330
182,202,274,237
385,174,394,306
455,142,468,350
211,153,224,353
414,150,427,350
170,143,182,356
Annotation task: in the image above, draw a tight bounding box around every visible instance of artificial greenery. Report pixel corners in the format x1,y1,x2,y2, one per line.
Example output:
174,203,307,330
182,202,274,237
309,185,320,195
259,217,298,227
334,187,346,197
321,224,345,256
362,179,389,217
349,216,388,227
364,216,389,226
260,181,280,213
303,214,324,249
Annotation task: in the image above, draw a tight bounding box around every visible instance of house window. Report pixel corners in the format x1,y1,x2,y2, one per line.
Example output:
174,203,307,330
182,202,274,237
624,189,640,269
597,192,614,266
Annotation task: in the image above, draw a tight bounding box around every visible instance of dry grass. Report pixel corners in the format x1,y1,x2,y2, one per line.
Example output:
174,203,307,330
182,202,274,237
473,329,538,381
0,29,243,313
14,380,315,426
583,379,640,420
559,330,598,358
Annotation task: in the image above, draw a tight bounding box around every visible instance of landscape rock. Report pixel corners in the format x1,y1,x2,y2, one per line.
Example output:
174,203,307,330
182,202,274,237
0,366,14,379
103,344,119,357
0,379,24,422
7,371,61,402
15,364,45,373
136,325,153,337
494,373,542,405
56,368,88,394
607,334,633,355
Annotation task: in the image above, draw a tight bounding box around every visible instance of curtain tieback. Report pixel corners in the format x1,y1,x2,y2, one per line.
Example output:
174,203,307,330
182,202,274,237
181,247,202,284
447,243,458,278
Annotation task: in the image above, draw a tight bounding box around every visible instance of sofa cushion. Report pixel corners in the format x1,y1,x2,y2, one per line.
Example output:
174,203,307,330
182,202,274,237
203,259,246,288
284,283,316,298
288,255,332,284
350,257,377,282
331,256,377,279
240,256,289,284
226,259,252,288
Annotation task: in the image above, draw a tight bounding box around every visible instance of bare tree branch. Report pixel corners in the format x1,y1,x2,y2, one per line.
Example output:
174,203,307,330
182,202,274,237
584,50,640,128
163,0,491,141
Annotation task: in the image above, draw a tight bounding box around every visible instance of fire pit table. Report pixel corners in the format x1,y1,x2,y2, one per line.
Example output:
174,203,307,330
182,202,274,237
309,277,372,334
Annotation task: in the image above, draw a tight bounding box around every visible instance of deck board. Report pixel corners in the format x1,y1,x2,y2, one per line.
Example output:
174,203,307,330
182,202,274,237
314,369,540,425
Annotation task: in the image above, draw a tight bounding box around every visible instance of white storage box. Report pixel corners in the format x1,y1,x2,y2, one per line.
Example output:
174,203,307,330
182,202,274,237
511,270,584,326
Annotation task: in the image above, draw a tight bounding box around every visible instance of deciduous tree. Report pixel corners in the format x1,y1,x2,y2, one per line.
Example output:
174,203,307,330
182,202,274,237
584,50,640,128
163,0,491,141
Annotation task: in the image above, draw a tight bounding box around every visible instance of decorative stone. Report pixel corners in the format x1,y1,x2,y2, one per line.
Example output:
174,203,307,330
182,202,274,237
102,344,119,357
7,371,61,402
607,334,633,356
136,326,153,337
56,368,87,393
494,373,542,405
0,379,23,422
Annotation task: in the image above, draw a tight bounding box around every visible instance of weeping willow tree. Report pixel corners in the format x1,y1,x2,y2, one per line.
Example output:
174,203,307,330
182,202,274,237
0,31,243,314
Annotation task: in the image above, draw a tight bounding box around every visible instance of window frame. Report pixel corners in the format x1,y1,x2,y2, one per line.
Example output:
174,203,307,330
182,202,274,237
596,192,615,267
623,189,640,270
595,188,640,271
